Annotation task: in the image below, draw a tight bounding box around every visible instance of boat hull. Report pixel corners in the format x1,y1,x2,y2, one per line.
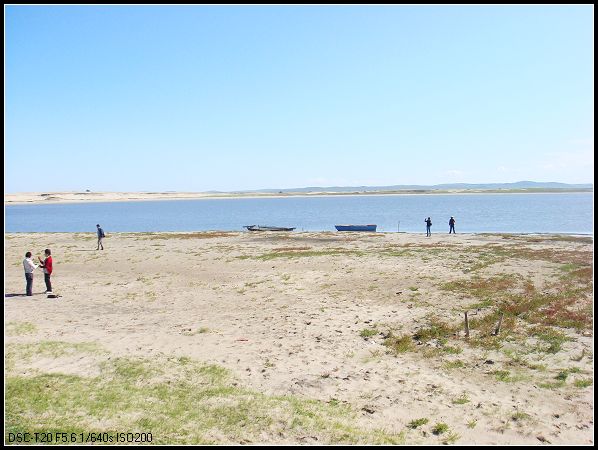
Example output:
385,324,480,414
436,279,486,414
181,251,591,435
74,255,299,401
244,225,295,232
335,225,377,232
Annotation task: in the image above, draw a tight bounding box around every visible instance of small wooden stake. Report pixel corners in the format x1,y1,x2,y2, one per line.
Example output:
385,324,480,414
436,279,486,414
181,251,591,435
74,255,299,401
464,311,470,338
494,312,505,336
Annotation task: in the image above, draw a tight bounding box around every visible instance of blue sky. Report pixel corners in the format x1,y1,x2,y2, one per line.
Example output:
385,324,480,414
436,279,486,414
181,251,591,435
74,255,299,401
5,5,594,192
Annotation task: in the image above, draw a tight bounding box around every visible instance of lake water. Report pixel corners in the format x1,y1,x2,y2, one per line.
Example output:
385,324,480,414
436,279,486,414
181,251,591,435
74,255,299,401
4,192,593,234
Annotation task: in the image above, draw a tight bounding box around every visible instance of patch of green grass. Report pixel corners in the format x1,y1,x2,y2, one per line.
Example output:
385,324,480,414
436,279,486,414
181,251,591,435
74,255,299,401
543,235,593,244
6,321,37,336
413,320,454,345
441,346,462,355
106,357,165,381
441,274,516,299
5,350,406,445
383,334,415,354
466,249,508,271
559,263,583,273
466,299,494,310
4,341,106,374
432,423,449,435
442,432,460,444
452,394,470,405
6,341,105,361
491,370,526,383
466,420,477,429
379,249,415,257
241,249,365,261
530,326,570,354
573,379,593,388
442,360,466,370
407,418,428,429
505,352,547,372
555,371,569,382
177,356,192,365
511,411,531,422
441,244,592,335
538,380,565,390
545,367,585,387
359,328,379,339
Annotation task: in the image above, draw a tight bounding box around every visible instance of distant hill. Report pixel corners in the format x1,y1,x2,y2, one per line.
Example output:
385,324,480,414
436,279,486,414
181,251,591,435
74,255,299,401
228,181,593,194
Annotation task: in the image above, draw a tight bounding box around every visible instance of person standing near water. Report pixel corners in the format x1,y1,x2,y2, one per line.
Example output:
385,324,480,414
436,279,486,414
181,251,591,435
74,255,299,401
23,251,39,296
449,216,456,234
425,217,432,237
96,224,105,250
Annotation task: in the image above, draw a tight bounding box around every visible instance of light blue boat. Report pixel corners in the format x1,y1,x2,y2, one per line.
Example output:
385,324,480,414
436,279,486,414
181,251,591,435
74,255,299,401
335,224,377,232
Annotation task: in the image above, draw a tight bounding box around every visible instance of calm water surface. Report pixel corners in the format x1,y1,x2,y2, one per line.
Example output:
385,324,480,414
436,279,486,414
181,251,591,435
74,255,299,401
4,193,593,234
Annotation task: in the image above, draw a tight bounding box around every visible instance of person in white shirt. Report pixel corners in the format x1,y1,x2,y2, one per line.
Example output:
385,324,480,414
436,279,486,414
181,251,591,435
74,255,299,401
23,251,38,296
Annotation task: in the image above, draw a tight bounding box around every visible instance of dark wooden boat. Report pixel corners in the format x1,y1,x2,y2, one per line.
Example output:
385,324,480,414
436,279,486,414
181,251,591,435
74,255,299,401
244,225,296,232
335,224,377,232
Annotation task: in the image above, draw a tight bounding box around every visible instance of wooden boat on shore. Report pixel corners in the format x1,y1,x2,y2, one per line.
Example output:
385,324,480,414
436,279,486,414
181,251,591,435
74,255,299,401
335,224,377,232
244,225,296,232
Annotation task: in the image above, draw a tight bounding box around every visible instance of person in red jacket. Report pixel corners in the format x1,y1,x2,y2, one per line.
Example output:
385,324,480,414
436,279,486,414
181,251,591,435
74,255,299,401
38,248,53,294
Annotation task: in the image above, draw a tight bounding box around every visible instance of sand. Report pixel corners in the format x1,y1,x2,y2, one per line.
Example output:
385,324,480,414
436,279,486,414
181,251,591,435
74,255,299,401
4,231,594,444
5,188,590,205
5,191,258,205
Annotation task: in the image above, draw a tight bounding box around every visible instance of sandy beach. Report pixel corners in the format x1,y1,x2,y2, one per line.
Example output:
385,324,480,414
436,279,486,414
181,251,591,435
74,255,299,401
4,231,593,444
5,188,592,206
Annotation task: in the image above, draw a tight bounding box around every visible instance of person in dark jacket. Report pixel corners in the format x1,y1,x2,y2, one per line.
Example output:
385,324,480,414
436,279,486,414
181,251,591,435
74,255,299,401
96,224,105,250
425,217,432,237
449,216,456,234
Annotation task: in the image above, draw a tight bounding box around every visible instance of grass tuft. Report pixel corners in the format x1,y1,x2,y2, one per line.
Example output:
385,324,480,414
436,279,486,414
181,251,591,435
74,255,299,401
407,418,429,429
432,423,449,435
359,328,379,339
383,334,415,354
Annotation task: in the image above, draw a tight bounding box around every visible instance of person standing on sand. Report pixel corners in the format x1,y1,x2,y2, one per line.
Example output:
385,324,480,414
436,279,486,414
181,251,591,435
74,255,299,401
96,224,105,250
449,216,456,234
425,217,432,237
38,249,53,293
23,251,39,296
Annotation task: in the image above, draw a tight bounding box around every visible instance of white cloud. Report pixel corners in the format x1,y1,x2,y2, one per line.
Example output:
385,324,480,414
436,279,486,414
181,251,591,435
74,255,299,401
539,148,593,181
541,149,593,169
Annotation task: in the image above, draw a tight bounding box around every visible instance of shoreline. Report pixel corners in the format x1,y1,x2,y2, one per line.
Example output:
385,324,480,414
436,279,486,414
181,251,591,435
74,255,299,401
4,188,592,206
4,231,594,237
